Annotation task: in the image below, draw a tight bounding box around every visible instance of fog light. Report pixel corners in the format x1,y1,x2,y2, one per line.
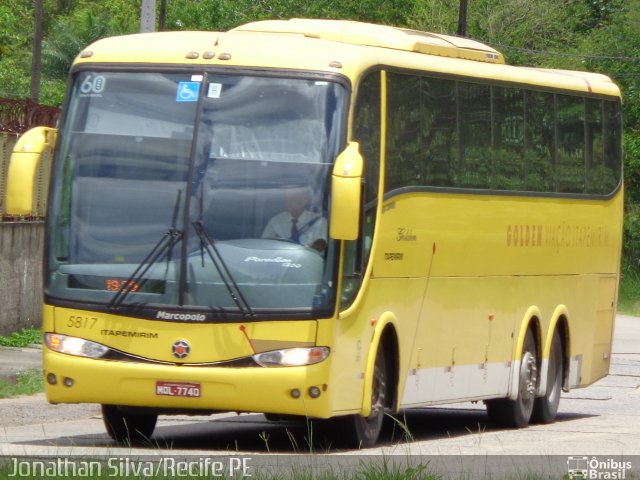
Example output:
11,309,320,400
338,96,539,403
291,389,301,399
46,373,57,385
63,377,74,387
308,386,321,398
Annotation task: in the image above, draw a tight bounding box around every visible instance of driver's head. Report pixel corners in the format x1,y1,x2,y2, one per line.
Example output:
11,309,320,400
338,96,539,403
285,187,311,218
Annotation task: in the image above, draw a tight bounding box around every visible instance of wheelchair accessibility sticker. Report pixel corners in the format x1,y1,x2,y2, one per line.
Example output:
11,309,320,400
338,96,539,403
176,81,200,102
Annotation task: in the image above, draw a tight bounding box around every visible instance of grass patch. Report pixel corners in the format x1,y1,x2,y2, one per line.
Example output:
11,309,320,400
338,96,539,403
0,327,41,348
0,369,43,399
617,266,640,316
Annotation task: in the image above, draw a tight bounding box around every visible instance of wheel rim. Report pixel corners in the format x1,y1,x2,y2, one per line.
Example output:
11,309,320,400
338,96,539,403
363,355,386,429
371,361,385,416
356,351,386,444
520,350,537,401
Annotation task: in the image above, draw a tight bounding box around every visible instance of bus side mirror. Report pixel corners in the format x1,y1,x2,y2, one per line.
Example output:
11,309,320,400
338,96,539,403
5,126,57,216
330,142,363,240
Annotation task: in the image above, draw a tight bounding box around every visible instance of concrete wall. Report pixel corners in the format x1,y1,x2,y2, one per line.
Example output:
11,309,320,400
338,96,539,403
0,222,43,335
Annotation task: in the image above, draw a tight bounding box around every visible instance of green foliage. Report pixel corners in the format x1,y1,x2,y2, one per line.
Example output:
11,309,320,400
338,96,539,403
406,1,458,34
42,2,139,80
0,327,42,347
164,0,418,32
43,10,118,78
0,0,34,98
0,57,31,98
624,133,640,204
624,202,640,271
0,1,33,56
0,0,138,102
0,369,43,398
580,0,625,30
619,263,640,315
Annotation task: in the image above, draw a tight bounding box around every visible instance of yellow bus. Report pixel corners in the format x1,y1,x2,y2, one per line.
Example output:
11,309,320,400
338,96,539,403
6,19,623,448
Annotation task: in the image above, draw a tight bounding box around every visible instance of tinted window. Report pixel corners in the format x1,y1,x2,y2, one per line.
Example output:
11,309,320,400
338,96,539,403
384,71,621,196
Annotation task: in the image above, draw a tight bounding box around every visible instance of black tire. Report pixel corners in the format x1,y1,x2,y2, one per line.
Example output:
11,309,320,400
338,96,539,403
486,329,538,428
335,347,388,448
531,329,563,423
101,405,157,444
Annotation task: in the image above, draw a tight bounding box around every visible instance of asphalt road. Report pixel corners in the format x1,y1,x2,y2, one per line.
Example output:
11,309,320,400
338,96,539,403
0,315,638,477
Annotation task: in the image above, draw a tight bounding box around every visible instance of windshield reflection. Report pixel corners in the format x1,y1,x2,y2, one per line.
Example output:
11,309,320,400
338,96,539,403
46,71,346,319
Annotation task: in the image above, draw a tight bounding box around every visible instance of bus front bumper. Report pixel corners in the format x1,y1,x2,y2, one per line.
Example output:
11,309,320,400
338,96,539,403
43,349,332,418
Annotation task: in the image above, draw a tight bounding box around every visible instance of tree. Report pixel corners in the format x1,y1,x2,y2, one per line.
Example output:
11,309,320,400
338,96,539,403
164,0,419,32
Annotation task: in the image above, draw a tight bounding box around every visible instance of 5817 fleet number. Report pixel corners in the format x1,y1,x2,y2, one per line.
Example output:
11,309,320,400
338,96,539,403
66,316,99,329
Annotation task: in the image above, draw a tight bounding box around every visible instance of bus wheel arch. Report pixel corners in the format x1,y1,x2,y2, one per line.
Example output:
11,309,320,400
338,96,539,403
486,313,541,428
511,310,543,399
342,320,399,448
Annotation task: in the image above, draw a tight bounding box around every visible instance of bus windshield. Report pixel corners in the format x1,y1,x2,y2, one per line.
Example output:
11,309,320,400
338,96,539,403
46,70,346,319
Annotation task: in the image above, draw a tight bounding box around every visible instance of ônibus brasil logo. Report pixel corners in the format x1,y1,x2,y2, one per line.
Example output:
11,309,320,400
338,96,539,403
567,456,632,479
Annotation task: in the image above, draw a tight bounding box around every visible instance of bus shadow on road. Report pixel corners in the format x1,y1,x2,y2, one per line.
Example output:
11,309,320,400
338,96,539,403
382,407,594,444
13,407,596,453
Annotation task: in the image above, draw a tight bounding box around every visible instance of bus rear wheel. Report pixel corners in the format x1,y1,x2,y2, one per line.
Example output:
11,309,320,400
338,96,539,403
101,405,158,444
486,329,538,428
532,329,563,423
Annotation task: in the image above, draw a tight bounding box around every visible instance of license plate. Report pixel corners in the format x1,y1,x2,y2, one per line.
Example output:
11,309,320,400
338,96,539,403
155,381,201,398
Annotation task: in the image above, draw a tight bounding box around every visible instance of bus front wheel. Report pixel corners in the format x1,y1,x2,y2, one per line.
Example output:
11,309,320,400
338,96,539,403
101,404,158,444
486,329,538,428
337,346,388,448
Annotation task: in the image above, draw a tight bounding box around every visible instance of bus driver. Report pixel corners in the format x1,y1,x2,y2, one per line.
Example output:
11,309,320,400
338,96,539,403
262,186,327,251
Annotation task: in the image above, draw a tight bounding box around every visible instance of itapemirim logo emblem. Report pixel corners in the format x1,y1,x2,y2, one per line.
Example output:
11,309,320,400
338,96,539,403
172,340,190,360
567,456,632,479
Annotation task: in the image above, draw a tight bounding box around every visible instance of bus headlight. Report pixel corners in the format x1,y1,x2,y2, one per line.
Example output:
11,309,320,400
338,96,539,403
45,333,109,359
253,347,330,367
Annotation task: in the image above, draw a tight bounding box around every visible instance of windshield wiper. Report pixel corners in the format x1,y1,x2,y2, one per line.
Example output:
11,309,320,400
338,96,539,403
107,229,183,311
108,191,183,311
192,221,255,320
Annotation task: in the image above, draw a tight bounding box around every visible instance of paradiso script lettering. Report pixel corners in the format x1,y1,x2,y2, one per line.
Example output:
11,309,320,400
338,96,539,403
244,256,301,268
